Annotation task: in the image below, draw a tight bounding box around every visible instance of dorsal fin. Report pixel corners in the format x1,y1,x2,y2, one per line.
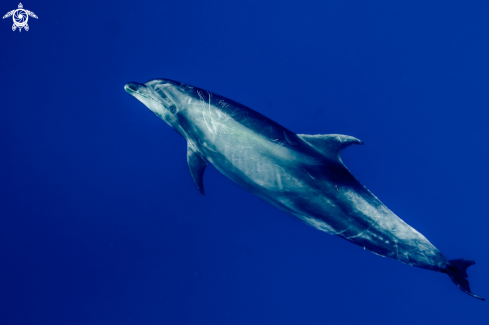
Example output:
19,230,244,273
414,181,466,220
297,134,363,161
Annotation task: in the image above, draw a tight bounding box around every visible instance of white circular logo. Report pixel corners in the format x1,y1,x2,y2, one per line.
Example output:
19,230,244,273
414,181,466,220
2,3,38,32
14,9,28,27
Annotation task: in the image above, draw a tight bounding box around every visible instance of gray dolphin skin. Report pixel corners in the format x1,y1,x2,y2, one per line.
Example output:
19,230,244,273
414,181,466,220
124,78,484,301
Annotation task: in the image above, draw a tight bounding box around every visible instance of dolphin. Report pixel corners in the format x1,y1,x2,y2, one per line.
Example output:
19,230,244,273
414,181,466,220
124,78,484,301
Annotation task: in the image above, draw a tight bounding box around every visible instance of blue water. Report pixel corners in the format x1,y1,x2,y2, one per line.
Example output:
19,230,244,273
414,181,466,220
1,1,488,324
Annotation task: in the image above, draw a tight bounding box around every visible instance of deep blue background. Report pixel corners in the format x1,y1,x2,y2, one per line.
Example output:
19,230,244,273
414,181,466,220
1,0,488,324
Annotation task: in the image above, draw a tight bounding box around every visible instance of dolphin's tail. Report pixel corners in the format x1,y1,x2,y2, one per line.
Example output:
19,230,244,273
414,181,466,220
445,259,485,301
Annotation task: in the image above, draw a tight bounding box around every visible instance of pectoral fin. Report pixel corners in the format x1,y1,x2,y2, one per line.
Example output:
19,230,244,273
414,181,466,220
187,145,207,195
297,134,363,161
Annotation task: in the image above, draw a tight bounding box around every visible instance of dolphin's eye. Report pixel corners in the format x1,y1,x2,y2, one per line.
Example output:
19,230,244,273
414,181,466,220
169,105,176,113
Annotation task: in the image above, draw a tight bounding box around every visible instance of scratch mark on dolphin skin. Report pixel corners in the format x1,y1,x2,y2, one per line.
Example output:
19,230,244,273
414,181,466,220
206,91,218,135
218,99,230,108
394,239,400,260
345,222,375,240
229,108,240,117
283,131,298,146
302,215,337,234
270,140,285,155
178,125,189,140
276,170,283,190
197,91,210,129
179,126,198,153
244,166,254,175
216,110,232,123
203,142,217,152
305,170,315,180
219,124,231,135
272,164,288,190
333,225,355,237
154,84,169,93
198,90,216,135
198,90,231,136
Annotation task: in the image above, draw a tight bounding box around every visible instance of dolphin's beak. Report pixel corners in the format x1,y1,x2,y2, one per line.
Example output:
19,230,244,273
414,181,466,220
124,82,145,95
124,81,160,113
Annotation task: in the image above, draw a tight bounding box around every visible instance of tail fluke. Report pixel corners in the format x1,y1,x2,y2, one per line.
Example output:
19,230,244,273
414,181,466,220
445,259,485,301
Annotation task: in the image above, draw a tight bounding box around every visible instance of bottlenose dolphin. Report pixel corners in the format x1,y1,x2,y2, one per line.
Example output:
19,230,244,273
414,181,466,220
124,78,484,300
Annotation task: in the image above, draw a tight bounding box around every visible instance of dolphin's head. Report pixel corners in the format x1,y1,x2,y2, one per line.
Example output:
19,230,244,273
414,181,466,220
124,79,194,128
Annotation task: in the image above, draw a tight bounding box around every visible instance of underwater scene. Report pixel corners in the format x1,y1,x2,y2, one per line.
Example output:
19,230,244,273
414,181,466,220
1,0,488,324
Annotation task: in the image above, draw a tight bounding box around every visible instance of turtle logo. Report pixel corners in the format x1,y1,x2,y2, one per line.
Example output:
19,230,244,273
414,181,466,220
3,3,37,32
